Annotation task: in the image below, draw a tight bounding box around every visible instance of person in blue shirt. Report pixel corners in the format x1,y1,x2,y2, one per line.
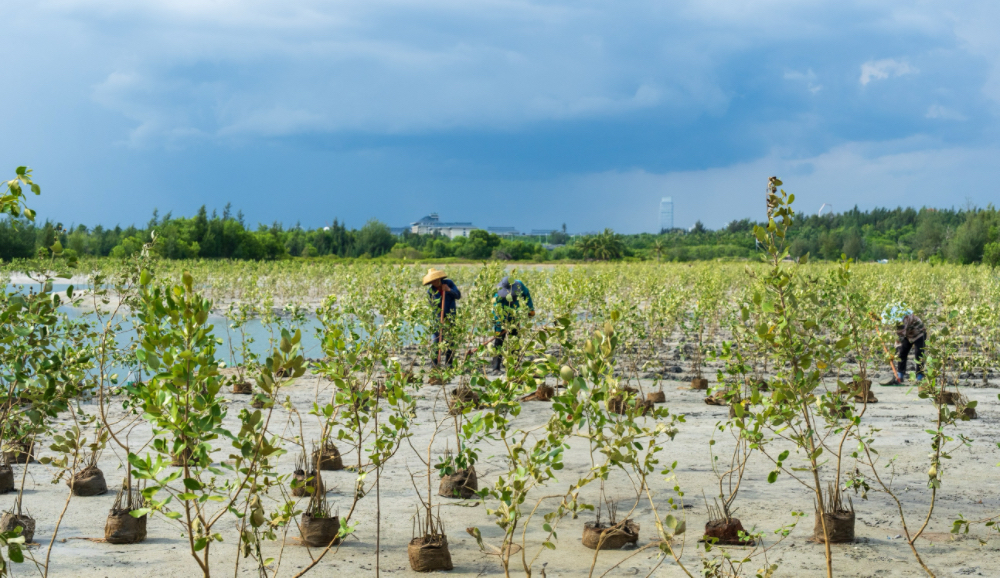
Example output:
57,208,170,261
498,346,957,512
491,276,535,372
423,268,461,367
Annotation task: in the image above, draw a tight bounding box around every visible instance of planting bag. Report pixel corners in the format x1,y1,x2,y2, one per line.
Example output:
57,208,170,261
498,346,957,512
523,385,554,402
1,513,35,544
438,467,478,499
105,510,148,544
0,465,13,494
408,535,454,572
582,520,639,550
812,510,855,544
704,518,754,545
313,446,343,471
607,388,651,415
448,386,480,415
4,442,33,464
70,466,108,496
300,513,341,547
291,470,324,497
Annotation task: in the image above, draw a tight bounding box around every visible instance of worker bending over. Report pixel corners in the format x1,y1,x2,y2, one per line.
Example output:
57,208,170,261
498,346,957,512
491,276,534,372
881,305,925,385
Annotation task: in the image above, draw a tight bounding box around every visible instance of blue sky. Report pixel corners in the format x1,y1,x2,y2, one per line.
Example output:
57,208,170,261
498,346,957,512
2,1,998,233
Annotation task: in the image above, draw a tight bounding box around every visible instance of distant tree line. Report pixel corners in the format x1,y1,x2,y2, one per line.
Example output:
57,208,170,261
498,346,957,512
0,204,396,262
636,205,1000,265
2,204,999,265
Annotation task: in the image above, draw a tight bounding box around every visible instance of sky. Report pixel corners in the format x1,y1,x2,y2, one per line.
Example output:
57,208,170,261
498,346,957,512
1,0,999,234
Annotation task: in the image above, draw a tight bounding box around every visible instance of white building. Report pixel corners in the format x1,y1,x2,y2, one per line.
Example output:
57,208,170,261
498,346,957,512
411,213,476,239
659,197,674,232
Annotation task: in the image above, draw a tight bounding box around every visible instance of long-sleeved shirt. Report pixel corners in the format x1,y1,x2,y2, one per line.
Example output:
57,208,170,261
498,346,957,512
493,280,534,332
427,279,461,318
896,313,926,344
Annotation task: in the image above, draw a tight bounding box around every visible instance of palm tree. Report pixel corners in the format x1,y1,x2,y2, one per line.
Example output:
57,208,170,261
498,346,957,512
578,236,598,260
598,229,624,260
651,239,665,262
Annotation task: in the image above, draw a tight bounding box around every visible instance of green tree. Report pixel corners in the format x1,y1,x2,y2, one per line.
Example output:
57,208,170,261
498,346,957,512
983,242,1000,267
456,229,501,259
819,231,842,260
842,230,863,260
947,213,989,264
354,219,394,257
913,212,946,258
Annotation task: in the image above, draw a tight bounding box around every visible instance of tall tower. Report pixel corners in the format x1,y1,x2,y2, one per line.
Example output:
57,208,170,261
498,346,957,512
659,197,673,233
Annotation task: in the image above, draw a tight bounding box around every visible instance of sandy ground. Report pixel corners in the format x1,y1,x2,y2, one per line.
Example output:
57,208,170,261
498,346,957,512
3,371,999,578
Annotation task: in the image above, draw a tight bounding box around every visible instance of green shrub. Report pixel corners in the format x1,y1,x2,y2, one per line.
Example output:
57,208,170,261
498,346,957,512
983,242,1000,268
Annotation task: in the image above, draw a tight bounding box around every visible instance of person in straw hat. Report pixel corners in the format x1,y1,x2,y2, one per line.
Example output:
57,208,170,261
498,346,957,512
423,268,461,367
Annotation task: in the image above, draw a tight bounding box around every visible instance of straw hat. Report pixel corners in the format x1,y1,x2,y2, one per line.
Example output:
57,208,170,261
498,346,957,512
422,268,447,285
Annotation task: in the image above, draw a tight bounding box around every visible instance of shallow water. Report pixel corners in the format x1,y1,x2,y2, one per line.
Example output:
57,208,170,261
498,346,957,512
73,311,327,382
4,281,327,382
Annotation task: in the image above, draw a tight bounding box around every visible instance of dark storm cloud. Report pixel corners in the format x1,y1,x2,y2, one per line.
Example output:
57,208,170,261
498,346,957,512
1,0,998,232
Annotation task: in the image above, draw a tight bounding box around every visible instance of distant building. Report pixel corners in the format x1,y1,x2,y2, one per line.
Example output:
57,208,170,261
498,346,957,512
410,213,476,239
389,226,409,236
529,229,557,238
659,197,673,233
487,226,520,238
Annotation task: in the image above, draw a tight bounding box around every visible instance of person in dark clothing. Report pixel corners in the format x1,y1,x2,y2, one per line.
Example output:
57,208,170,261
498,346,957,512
491,276,535,372
881,306,926,385
423,268,461,367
